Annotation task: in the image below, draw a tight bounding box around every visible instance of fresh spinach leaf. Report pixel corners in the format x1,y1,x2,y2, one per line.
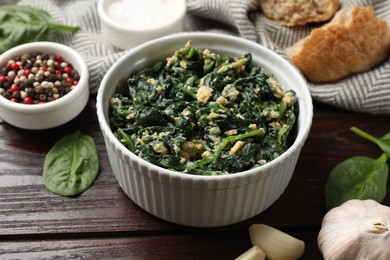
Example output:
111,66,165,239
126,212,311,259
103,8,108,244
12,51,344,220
43,131,99,197
351,127,390,157
324,127,390,210
0,5,80,54
324,153,388,210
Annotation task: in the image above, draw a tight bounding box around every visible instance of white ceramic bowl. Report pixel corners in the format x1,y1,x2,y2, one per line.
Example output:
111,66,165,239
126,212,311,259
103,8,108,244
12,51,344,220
0,42,89,130
97,0,186,50
97,32,313,227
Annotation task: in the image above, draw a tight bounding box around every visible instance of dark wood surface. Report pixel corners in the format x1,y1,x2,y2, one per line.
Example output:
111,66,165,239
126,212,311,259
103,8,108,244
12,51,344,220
1,1,390,259
4,98,390,260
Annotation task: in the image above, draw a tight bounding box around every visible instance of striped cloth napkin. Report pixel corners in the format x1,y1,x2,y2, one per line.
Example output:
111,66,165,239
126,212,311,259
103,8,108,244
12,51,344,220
17,0,390,115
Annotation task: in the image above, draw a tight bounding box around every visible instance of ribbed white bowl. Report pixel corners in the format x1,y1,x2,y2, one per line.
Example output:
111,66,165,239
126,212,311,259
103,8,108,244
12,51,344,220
97,32,313,227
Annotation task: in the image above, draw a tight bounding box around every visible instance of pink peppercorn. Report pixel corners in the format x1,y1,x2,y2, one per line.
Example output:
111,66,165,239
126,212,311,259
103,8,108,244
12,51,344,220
0,75,7,83
66,78,74,85
56,55,63,63
8,84,19,93
23,97,33,104
24,69,31,77
64,66,72,74
9,63,20,71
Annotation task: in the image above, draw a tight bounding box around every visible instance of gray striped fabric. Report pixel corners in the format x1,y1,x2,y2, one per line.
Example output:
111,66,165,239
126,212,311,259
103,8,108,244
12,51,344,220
17,0,390,115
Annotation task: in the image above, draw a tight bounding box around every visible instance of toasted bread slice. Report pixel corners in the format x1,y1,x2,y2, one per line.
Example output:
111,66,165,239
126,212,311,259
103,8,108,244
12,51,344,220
258,0,340,27
285,6,390,83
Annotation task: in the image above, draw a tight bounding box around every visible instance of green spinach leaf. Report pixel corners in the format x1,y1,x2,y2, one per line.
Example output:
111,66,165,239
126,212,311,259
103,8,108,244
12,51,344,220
186,128,265,172
351,127,390,157
324,154,388,210
0,5,80,54
43,131,99,197
117,128,136,152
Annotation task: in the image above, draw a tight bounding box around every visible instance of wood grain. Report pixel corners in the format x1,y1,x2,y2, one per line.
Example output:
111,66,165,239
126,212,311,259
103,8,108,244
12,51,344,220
1,96,389,259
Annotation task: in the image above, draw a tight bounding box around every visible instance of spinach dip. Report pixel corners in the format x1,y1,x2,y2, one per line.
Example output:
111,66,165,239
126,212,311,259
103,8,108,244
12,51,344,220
109,41,298,175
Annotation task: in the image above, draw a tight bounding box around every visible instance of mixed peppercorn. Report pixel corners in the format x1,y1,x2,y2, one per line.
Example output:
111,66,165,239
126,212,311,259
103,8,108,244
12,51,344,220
0,52,80,104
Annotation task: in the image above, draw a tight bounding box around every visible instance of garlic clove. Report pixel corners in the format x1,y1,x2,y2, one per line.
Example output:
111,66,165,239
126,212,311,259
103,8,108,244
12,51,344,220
249,224,305,260
235,246,266,260
318,199,390,260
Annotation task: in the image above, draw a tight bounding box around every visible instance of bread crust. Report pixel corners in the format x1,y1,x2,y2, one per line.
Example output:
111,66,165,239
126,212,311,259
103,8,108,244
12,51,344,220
258,0,340,27
285,6,390,83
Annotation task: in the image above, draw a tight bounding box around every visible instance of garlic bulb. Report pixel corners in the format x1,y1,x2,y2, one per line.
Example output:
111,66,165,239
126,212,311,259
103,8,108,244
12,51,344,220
318,199,390,260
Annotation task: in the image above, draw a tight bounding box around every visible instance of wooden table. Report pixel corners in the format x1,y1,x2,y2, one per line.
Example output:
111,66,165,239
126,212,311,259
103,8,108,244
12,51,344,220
1,1,390,259
5,99,390,260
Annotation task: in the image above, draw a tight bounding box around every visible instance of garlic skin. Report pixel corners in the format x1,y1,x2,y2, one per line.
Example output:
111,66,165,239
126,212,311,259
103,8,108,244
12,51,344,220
318,199,390,260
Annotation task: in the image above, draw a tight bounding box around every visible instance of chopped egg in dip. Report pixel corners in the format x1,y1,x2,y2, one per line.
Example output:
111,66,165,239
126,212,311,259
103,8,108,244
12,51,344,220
109,41,299,176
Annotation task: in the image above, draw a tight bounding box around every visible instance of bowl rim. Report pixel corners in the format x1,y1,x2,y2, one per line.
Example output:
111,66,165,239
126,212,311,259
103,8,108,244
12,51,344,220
0,41,89,113
97,0,186,33
97,32,313,181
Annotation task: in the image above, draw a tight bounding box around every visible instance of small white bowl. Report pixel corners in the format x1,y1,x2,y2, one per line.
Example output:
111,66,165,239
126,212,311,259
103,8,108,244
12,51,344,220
0,42,89,130
97,32,313,227
97,0,186,50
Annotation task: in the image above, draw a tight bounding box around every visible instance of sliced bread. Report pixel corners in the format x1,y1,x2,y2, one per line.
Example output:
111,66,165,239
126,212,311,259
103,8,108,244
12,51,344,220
258,0,340,27
285,6,390,83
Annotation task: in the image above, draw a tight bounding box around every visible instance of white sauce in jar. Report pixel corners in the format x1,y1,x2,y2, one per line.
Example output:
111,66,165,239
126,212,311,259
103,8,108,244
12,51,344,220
107,0,184,30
